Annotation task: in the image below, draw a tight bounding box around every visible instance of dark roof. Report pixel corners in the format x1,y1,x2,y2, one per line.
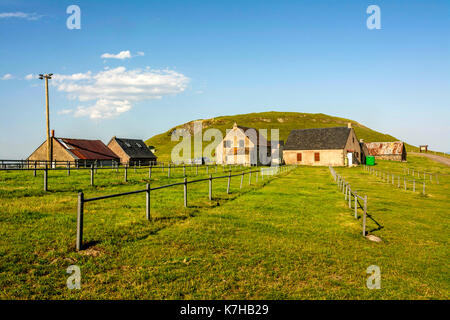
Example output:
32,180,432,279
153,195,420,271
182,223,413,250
284,127,351,150
111,137,157,159
56,138,119,160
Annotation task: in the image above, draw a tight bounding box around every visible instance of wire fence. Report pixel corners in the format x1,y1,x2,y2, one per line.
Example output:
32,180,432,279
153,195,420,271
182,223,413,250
1,161,263,192
363,165,428,195
329,166,368,237
400,166,447,182
75,165,293,251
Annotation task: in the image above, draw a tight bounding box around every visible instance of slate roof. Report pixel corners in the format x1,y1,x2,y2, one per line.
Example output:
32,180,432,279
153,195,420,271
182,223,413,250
284,127,351,150
111,137,157,159
55,138,119,160
364,142,404,156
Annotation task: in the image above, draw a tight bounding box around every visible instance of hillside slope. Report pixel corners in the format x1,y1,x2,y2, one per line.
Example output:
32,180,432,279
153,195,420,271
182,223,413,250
146,111,414,162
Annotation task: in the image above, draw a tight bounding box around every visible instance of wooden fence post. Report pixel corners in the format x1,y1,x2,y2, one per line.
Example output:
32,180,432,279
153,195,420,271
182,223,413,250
227,171,231,194
184,177,188,207
76,192,84,251
348,187,351,208
206,165,209,175
345,184,348,200
354,191,358,219
363,195,367,236
149,166,152,179
209,175,212,201
44,164,48,191
124,165,128,182
146,183,151,221
168,164,171,178
67,161,70,176
91,165,94,186
249,171,251,185
413,179,416,192
196,165,198,175
240,172,244,189
33,161,37,177
183,165,186,176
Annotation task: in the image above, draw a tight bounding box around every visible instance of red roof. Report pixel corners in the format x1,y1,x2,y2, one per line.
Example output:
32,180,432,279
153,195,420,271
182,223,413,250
55,138,119,160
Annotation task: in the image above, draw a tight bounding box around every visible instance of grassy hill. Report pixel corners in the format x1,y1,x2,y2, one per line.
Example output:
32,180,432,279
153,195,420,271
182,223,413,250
146,111,415,162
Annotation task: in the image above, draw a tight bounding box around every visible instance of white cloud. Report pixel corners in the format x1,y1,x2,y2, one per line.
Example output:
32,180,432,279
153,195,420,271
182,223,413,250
0,12,42,20
101,50,146,60
101,51,132,60
1,74,13,80
25,74,39,80
54,67,189,119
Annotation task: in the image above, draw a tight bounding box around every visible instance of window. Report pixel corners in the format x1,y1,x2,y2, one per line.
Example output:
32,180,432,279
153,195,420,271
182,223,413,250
239,140,245,148
136,143,142,148
297,153,302,162
314,152,320,162
125,142,131,148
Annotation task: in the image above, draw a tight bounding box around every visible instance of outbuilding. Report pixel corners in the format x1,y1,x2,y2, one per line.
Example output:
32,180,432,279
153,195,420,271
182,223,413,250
283,124,362,166
107,137,157,166
28,132,120,167
364,141,407,161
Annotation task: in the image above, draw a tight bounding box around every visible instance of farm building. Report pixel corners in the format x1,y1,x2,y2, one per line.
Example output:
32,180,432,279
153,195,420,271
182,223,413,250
215,123,275,166
107,137,157,166
283,124,362,166
364,141,407,161
28,132,120,167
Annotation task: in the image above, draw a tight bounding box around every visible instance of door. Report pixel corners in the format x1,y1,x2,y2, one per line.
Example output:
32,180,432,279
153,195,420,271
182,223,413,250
347,152,353,166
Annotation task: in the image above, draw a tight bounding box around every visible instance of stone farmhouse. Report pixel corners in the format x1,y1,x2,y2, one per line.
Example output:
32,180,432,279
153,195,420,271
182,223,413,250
283,124,362,166
215,123,279,166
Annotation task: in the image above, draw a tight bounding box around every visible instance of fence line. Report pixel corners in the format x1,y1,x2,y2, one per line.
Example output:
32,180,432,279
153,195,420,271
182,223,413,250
401,166,448,181
3,162,265,192
329,166,368,237
75,165,293,251
363,165,427,195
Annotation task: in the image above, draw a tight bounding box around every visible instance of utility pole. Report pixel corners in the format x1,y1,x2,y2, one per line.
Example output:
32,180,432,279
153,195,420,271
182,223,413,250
39,74,53,164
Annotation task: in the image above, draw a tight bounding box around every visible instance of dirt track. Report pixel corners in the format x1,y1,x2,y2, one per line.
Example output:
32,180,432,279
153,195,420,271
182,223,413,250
410,152,450,166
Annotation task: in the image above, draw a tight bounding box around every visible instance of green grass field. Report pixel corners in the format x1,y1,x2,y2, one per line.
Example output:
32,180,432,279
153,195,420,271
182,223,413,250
0,155,448,299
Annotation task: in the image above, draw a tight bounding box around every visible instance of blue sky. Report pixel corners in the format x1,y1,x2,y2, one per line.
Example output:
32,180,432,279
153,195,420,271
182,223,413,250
0,0,449,158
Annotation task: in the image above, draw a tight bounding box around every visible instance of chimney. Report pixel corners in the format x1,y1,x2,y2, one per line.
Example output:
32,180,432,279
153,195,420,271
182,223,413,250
51,129,55,137
347,123,352,129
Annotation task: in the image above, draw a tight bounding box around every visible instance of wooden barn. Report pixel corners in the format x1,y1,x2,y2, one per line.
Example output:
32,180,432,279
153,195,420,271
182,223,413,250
363,141,407,161
283,124,362,166
107,137,157,166
28,132,120,167
215,123,273,166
